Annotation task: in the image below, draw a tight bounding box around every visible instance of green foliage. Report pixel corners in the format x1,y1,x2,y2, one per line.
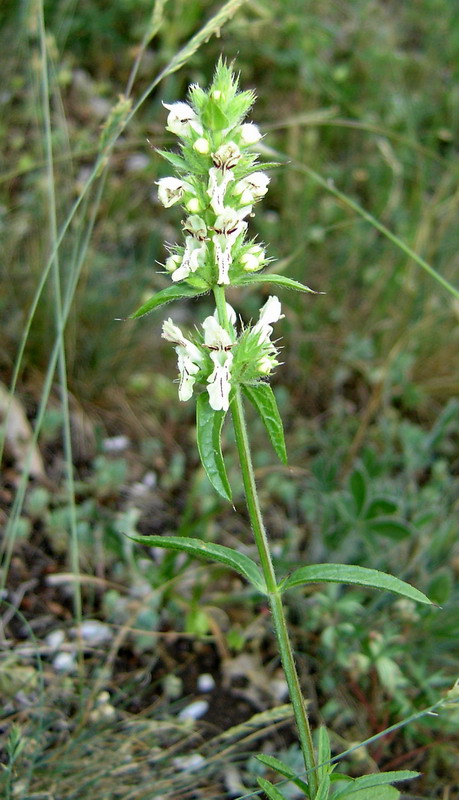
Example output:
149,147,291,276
127,533,266,592
2,0,459,797
281,564,432,606
129,284,209,319
243,383,288,464
196,393,232,501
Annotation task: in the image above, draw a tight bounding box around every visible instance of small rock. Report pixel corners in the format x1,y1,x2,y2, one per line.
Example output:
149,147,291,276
53,651,77,673
197,673,215,692
178,700,209,721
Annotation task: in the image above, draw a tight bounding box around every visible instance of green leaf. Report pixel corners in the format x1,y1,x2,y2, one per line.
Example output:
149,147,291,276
257,777,288,800
242,383,287,464
349,468,367,516
280,564,432,605
156,149,188,171
334,787,399,800
202,98,230,130
317,727,331,783
256,754,310,796
365,498,398,518
315,774,331,800
428,570,453,605
333,771,418,799
233,273,318,293
129,284,207,319
364,517,412,541
196,393,232,502
128,533,266,592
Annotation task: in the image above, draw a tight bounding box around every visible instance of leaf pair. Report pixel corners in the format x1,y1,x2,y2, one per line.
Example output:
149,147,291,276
128,530,432,607
128,273,315,320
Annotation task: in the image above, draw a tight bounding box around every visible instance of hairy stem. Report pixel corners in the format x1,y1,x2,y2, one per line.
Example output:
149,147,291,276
213,286,318,794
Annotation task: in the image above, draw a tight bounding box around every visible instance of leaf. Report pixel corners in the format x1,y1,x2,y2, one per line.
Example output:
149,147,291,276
364,517,412,541
365,498,398,518
242,383,287,464
156,149,188,171
233,273,318,293
128,533,266,592
129,284,207,319
333,771,418,799
315,774,331,800
255,754,310,796
280,564,432,606
196,393,232,502
349,468,367,516
257,777,288,800
317,726,331,784
334,787,400,800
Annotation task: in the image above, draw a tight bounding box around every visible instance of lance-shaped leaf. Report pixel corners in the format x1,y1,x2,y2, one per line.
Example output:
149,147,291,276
243,383,287,464
280,564,432,606
196,393,232,502
156,148,188,172
257,777,289,800
128,533,266,593
129,284,207,319
256,755,310,797
333,770,420,798
233,273,317,293
335,788,399,800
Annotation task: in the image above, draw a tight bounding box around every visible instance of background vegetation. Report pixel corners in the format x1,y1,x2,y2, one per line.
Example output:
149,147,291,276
1,1,458,798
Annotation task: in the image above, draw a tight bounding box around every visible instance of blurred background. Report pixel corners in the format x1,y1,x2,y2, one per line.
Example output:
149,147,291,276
1,1,458,798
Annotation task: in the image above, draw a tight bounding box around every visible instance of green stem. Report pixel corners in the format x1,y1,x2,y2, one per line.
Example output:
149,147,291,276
214,284,318,793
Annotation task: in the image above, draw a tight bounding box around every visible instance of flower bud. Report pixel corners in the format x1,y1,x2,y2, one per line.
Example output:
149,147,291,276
186,197,202,214
239,123,262,145
156,177,185,207
165,253,181,273
240,244,266,272
193,137,210,154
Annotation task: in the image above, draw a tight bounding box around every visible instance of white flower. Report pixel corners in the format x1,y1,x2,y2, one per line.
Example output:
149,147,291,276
156,177,185,207
202,316,234,411
239,123,262,145
202,316,233,348
212,210,248,284
171,239,207,282
162,319,203,363
212,142,241,170
213,209,247,238
207,167,234,214
177,352,200,401
183,215,207,240
213,236,232,285
162,319,204,402
207,350,233,411
163,102,203,137
252,295,284,343
234,172,270,203
213,303,237,326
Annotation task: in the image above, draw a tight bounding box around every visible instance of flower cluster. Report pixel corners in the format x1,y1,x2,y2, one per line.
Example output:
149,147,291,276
155,61,285,412
162,296,283,412
156,64,270,289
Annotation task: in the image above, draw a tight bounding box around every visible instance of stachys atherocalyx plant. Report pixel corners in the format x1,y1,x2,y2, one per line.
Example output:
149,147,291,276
128,60,433,800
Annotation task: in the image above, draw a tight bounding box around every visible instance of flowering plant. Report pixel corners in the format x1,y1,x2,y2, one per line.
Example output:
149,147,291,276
129,61,433,800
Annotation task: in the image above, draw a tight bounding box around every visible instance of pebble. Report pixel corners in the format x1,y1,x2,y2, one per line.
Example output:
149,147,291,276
197,673,215,692
177,700,209,721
